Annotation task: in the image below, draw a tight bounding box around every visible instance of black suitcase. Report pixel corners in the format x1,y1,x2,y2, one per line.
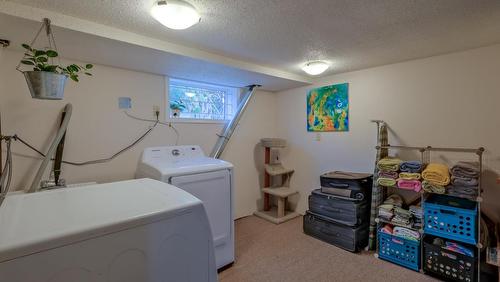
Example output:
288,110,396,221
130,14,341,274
303,211,368,252
320,171,372,201
309,189,369,226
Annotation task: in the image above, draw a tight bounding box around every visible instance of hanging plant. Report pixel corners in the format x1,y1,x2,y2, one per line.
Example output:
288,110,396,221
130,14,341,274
16,18,94,100
170,100,186,117
20,44,93,82
21,44,94,82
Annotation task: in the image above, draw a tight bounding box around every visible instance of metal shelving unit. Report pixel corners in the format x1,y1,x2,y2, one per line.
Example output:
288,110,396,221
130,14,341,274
373,144,484,281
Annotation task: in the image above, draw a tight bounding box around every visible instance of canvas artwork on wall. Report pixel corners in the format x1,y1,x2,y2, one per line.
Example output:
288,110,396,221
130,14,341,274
307,83,349,132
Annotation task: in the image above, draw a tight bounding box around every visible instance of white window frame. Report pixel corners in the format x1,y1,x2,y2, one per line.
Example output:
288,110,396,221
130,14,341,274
166,78,240,124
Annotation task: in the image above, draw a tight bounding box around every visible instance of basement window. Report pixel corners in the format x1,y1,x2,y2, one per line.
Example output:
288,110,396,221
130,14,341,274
168,78,239,122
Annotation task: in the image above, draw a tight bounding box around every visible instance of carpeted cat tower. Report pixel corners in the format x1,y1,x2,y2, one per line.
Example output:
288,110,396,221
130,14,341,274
254,138,300,224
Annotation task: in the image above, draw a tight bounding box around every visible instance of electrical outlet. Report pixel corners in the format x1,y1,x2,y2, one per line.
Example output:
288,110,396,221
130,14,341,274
153,105,160,116
315,132,321,141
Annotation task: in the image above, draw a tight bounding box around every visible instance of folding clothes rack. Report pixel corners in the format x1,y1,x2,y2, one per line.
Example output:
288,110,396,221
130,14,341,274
372,143,484,281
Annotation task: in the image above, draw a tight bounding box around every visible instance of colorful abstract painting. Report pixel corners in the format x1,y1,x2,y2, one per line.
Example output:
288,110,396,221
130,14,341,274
307,83,349,132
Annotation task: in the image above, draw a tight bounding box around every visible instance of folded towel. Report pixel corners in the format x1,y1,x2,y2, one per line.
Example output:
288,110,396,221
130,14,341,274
451,161,480,178
379,171,399,179
378,207,394,221
422,163,450,186
399,172,421,180
377,157,402,172
394,226,420,241
397,179,422,192
377,177,397,187
400,161,422,173
447,185,478,201
422,180,446,194
409,205,423,218
380,225,393,235
391,216,413,227
394,206,412,218
451,175,479,187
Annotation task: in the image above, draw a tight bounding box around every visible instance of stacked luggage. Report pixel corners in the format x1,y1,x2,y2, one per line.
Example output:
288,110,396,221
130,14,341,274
303,171,372,252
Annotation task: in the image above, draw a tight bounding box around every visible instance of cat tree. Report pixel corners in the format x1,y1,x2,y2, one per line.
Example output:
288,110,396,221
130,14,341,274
254,138,300,224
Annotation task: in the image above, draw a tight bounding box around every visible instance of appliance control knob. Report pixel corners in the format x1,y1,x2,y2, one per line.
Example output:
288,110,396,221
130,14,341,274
172,149,180,156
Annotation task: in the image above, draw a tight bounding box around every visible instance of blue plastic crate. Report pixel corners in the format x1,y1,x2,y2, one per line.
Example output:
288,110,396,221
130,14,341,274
424,194,477,244
378,231,420,271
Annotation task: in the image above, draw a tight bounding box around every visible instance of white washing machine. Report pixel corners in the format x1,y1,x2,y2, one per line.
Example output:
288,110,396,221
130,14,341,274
136,145,234,270
0,179,217,282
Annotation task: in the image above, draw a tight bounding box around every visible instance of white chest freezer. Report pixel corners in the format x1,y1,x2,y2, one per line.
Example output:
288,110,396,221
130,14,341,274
136,145,234,269
0,178,217,282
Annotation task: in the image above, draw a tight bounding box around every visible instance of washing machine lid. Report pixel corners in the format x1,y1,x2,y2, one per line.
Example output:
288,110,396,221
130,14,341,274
149,157,233,177
0,178,202,263
139,146,233,178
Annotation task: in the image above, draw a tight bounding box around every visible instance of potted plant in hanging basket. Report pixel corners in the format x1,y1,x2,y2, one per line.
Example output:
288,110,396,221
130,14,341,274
19,44,93,100
16,18,93,100
170,100,186,117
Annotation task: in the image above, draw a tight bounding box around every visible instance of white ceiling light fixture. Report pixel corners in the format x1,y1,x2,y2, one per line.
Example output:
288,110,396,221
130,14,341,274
302,61,329,75
151,0,201,30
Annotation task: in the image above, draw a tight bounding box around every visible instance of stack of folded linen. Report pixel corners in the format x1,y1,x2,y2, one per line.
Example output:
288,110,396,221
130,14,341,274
392,206,413,227
409,205,423,229
377,194,404,221
449,161,480,200
378,204,394,221
399,161,422,173
422,163,450,186
393,226,420,241
377,158,402,187
398,164,422,192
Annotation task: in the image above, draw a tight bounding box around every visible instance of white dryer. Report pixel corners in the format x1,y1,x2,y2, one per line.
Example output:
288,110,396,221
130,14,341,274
0,178,217,282
136,145,234,270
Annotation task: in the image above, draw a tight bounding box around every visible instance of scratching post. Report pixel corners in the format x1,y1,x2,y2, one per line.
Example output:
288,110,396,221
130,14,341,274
254,138,299,224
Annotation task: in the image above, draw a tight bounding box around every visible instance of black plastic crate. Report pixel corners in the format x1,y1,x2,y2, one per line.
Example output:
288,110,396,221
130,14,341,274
423,235,477,282
309,189,369,226
303,211,368,252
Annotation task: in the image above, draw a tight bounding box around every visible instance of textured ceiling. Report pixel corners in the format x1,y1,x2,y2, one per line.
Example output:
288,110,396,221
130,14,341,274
5,0,500,77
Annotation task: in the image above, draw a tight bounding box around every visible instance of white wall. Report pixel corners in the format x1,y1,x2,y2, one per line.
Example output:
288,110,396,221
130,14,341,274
276,44,500,221
0,49,274,219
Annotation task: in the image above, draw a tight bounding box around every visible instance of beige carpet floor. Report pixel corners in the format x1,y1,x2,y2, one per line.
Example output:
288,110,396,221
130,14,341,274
219,216,437,282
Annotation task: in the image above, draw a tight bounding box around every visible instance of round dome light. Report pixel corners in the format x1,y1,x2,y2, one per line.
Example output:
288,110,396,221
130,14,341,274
302,61,329,75
151,0,201,30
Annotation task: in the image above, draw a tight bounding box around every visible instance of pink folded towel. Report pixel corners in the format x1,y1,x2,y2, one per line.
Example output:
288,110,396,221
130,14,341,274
397,179,422,192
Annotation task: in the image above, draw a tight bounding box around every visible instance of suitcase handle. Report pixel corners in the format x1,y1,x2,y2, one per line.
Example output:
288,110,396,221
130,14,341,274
327,182,349,188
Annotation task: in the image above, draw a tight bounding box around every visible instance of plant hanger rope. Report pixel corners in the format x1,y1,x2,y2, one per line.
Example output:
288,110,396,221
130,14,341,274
16,18,60,72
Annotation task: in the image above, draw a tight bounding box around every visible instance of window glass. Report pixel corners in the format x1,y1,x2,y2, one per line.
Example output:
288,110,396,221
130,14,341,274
169,78,238,121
